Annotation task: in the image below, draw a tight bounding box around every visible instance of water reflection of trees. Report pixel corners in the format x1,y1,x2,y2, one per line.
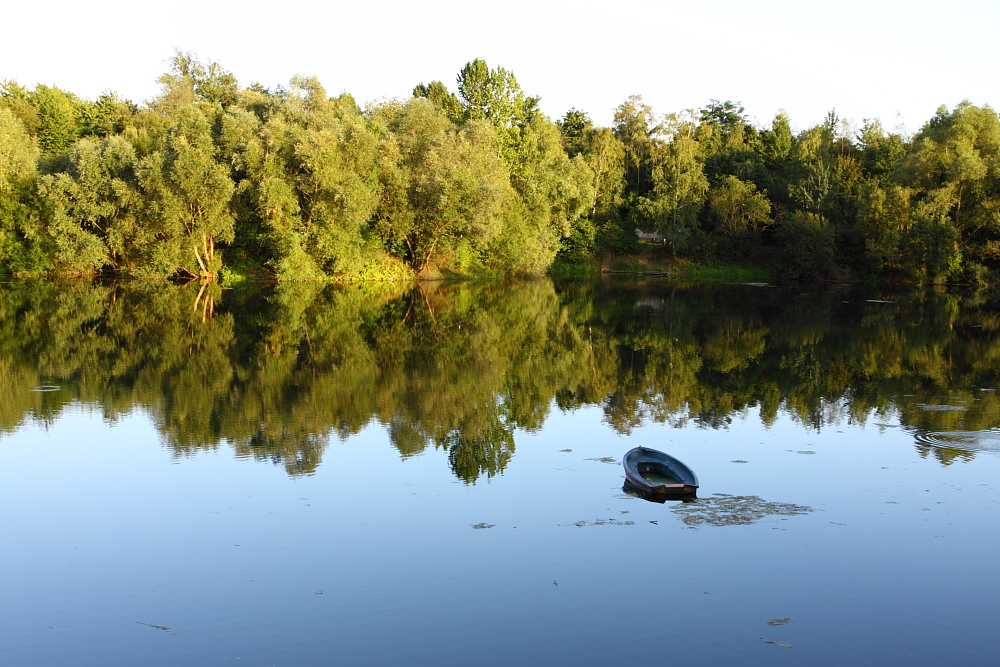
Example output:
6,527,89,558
3,278,1000,480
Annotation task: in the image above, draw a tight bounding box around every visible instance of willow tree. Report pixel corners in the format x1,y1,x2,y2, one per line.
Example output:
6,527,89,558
489,114,594,274
39,136,144,274
377,99,511,275
0,108,48,272
219,78,383,280
138,105,235,278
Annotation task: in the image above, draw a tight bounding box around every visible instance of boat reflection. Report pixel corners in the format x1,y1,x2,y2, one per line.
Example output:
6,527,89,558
622,480,698,504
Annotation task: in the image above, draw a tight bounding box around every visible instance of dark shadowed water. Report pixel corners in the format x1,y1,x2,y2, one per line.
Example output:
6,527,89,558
2,278,999,666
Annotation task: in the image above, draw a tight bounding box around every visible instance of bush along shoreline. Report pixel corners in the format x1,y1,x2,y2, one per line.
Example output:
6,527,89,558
2,52,998,285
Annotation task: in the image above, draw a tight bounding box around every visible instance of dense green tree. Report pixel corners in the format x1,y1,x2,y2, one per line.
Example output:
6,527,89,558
558,108,591,159
137,105,236,278
39,136,142,273
378,99,510,274
899,102,1000,280
30,85,79,155
775,211,836,280
0,81,41,137
613,95,660,198
708,175,771,237
635,121,709,253
412,81,463,122
0,108,48,272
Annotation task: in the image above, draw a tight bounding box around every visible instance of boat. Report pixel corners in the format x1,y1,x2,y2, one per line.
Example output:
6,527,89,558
622,447,698,498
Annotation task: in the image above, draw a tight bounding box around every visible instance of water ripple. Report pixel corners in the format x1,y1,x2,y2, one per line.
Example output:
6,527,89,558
913,429,1000,453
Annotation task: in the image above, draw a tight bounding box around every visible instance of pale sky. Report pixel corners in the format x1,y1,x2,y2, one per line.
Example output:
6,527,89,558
3,0,997,133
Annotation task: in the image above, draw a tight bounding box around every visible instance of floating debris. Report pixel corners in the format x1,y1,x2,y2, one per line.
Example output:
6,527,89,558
137,621,178,636
915,404,967,412
866,299,897,304
559,449,573,452
731,460,748,464
796,450,816,455
471,523,495,529
767,617,794,626
31,385,61,392
568,518,636,527
585,457,617,464
672,494,813,527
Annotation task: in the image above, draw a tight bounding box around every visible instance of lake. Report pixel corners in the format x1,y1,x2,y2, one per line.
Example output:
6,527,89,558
2,277,999,665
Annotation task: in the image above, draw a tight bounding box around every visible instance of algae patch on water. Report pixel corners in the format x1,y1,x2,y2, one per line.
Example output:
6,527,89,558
767,617,794,626
673,494,813,527
567,518,636,527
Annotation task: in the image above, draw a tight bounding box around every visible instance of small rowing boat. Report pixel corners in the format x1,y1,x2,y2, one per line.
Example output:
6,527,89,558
622,447,698,498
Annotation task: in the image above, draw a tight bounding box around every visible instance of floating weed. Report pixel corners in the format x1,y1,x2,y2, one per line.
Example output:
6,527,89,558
673,494,813,527
767,617,794,626
585,457,617,464
471,523,495,529
758,637,793,648
567,518,636,527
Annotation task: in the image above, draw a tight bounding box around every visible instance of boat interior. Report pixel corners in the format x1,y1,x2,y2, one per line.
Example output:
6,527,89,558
636,461,683,486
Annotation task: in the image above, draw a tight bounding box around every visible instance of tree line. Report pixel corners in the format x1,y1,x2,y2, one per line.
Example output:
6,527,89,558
1,52,999,283
4,278,998,480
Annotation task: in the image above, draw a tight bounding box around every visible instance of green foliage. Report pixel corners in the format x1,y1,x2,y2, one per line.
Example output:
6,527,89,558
558,108,591,158
377,99,511,274
708,175,772,237
412,81,463,122
3,55,998,284
39,136,139,274
138,105,236,278
0,108,49,273
30,85,79,155
775,211,836,281
635,126,708,255
613,95,660,198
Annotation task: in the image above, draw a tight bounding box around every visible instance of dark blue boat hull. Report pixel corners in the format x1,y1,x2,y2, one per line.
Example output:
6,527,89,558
622,446,698,497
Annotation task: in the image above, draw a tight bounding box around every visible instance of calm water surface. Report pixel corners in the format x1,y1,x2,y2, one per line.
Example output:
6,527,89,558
1,278,999,665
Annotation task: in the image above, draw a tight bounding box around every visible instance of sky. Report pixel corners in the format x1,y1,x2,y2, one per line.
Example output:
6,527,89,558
3,0,997,133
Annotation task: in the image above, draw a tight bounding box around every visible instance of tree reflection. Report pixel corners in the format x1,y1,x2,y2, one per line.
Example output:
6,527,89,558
2,278,1000,480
